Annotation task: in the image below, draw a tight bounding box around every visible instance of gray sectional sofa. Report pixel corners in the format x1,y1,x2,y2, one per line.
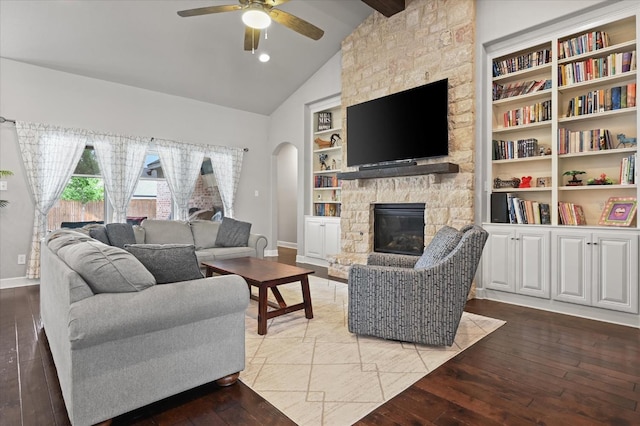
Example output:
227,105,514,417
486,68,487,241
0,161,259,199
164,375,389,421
132,219,268,263
40,228,252,425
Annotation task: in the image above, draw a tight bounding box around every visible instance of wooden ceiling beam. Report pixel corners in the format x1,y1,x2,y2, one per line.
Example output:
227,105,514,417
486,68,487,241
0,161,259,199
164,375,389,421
360,0,405,18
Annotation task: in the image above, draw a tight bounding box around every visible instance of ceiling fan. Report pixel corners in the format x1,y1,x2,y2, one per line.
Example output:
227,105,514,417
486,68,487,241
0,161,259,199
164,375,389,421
177,0,325,52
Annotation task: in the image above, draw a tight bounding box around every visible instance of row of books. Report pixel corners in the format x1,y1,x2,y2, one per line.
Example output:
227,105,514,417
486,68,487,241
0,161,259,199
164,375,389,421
557,128,613,154
492,138,539,160
620,153,637,185
314,175,341,188
493,49,552,77
502,100,552,127
558,50,636,86
558,30,610,60
492,79,551,101
314,203,341,217
506,194,551,225
558,202,587,226
564,84,636,117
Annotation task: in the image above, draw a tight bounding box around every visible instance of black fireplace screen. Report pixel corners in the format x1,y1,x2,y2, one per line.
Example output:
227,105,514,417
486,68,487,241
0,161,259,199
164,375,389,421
374,203,425,256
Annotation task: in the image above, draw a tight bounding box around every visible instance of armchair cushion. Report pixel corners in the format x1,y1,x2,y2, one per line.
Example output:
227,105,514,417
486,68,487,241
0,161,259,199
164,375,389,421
215,217,252,248
125,244,204,284
414,225,463,269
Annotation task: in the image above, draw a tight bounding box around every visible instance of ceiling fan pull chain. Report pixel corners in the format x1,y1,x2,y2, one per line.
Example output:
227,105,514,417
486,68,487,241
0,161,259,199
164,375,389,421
265,28,268,40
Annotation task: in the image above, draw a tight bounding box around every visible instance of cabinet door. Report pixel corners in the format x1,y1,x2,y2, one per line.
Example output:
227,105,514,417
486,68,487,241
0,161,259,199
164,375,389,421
591,232,639,314
516,229,550,298
552,230,591,306
304,218,325,259
324,219,341,256
483,228,515,292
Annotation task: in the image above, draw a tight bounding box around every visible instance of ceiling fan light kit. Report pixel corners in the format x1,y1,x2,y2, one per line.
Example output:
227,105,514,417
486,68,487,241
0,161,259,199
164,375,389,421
177,0,324,53
242,6,271,29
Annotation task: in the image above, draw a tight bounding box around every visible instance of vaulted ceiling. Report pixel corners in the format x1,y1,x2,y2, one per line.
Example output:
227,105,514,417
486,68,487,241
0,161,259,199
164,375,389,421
0,0,404,115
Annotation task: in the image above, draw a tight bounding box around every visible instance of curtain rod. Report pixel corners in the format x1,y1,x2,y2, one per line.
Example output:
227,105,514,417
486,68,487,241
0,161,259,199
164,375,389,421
0,117,249,152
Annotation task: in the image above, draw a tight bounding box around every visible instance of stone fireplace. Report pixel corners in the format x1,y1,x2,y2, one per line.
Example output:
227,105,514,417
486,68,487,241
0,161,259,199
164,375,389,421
327,0,476,279
374,203,425,256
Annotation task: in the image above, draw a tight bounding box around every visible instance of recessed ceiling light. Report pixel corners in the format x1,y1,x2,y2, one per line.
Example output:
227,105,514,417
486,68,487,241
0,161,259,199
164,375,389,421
259,53,270,63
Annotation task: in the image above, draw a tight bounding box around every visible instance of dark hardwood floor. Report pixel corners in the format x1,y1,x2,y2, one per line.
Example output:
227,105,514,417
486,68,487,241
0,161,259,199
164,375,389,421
1,247,638,425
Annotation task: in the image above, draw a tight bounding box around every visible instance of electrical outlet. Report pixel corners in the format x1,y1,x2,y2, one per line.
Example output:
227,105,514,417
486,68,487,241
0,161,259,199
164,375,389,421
17,254,26,265
0,181,7,191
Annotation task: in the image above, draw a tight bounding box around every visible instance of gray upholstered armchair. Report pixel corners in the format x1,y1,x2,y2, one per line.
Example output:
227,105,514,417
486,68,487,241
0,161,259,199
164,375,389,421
348,224,489,346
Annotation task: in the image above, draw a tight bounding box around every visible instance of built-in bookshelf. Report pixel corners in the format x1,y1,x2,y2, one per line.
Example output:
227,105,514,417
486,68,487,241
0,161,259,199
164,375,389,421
488,13,638,229
311,103,342,217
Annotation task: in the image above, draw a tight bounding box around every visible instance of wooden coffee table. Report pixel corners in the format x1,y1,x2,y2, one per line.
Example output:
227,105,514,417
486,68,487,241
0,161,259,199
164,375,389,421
202,257,315,335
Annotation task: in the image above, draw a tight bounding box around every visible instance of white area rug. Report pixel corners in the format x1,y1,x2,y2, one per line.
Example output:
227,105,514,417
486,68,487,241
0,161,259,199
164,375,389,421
240,276,505,426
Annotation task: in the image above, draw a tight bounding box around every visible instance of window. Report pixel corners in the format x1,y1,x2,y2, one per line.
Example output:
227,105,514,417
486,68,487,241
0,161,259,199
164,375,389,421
48,147,105,230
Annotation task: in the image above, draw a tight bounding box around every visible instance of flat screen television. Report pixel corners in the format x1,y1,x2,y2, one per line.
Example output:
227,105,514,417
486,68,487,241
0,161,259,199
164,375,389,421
346,78,448,168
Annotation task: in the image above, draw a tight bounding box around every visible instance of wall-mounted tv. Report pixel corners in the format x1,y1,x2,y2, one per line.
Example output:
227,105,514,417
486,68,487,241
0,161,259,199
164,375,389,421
346,78,449,168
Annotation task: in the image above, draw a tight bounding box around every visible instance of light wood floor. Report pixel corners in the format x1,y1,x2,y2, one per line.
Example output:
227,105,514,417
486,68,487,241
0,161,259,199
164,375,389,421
1,247,638,425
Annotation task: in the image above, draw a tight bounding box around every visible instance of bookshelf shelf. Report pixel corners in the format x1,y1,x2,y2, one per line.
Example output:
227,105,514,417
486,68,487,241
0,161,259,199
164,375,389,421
311,101,343,218
488,12,638,230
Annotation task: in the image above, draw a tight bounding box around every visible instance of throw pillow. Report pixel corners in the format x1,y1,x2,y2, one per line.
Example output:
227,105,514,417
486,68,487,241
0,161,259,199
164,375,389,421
190,220,219,250
105,223,136,248
87,225,111,245
414,226,463,269
124,244,204,284
57,241,155,293
214,217,251,248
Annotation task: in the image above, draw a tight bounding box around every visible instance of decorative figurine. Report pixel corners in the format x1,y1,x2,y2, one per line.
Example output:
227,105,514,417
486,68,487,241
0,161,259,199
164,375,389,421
616,133,637,148
519,176,532,188
563,170,586,186
319,153,329,170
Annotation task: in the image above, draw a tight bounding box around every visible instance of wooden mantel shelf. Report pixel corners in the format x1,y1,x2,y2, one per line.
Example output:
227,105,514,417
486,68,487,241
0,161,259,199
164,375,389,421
337,162,459,180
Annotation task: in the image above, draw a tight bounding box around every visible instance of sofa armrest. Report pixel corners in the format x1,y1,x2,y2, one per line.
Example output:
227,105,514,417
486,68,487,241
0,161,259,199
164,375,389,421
248,233,268,259
366,252,419,268
68,274,250,350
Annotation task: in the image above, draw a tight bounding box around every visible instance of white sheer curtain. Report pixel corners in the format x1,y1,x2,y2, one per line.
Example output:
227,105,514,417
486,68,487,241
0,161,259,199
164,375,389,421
15,121,88,279
208,146,244,218
155,139,205,221
92,134,150,223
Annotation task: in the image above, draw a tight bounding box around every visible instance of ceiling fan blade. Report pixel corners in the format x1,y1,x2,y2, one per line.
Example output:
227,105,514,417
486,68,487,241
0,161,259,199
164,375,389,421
244,26,261,51
264,0,291,6
268,9,324,41
177,4,242,18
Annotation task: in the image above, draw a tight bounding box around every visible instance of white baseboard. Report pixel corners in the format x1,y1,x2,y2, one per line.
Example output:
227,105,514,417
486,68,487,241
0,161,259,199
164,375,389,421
1,276,39,289
264,249,279,257
296,255,328,267
277,241,298,249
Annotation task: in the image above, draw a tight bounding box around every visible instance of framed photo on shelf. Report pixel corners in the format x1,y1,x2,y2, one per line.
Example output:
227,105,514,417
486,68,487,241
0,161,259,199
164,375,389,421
598,197,638,227
536,176,551,187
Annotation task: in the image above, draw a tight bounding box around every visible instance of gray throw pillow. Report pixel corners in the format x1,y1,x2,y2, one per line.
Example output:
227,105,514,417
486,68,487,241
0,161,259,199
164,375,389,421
105,223,136,248
57,241,156,293
87,225,111,245
214,217,251,247
414,226,463,269
124,244,204,284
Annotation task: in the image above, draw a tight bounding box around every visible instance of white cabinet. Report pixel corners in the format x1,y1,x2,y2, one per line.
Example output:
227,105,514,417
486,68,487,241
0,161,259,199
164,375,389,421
552,229,639,313
304,216,340,263
483,225,550,299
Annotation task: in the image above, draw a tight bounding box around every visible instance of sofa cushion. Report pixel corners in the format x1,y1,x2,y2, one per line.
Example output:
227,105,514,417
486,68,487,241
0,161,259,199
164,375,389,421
414,226,463,269
46,229,95,254
57,240,156,293
190,220,220,250
86,224,111,245
141,220,194,245
125,244,204,284
105,223,136,248
215,217,251,248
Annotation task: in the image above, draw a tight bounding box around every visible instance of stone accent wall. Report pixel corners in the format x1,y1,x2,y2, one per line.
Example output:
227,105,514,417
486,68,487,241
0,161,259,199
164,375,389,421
330,0,476,279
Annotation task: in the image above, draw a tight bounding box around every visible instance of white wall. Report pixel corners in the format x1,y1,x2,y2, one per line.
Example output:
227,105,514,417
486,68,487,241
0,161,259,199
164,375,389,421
0,58,270,282
267,52,342,256
276,143,297,246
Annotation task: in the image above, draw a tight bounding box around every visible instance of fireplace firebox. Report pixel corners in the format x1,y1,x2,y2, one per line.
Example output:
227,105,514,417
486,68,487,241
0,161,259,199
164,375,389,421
373,203,425,256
